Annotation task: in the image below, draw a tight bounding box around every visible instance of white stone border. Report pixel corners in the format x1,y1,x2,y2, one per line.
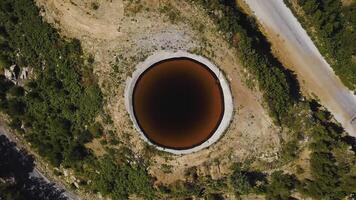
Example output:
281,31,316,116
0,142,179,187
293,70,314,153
124,51,233,154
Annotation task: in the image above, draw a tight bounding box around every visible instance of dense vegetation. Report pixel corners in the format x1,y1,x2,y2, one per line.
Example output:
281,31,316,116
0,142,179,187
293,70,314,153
287,0,356,92
264,171,298,200
86,151,155,200
297,101,356,200
0,0,154,199
0,0,102,167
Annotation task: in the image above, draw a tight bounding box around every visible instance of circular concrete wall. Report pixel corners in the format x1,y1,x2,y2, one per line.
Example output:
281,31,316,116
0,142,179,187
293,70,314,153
125,51,233,154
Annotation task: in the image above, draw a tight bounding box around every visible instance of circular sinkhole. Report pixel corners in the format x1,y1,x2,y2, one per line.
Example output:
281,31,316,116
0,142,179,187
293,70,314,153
125,51,233,154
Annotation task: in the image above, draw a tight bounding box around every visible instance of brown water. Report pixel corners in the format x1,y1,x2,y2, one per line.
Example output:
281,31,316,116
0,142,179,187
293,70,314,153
133,58,224,149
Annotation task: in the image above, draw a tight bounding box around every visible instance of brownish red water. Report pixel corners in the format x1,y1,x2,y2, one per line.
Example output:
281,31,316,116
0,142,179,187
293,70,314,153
133,58,224,149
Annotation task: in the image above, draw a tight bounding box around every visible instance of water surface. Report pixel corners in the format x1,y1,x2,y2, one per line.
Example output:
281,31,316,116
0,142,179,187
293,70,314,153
133,58,224,149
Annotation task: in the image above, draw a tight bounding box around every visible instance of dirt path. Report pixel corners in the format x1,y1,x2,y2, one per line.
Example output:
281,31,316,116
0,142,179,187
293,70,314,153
37,0,123,39
242,0,356,136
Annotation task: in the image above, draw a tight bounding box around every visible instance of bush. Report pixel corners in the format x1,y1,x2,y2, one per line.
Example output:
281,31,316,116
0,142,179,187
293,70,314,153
8,86,24,97
229,164,252,196
91,2,99,10
89,155,155,200
88,123,103,138
0,55,10,70
265,171,298,200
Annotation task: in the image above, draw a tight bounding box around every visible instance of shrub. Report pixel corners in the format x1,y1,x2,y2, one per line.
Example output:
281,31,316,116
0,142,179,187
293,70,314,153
265,171,298,200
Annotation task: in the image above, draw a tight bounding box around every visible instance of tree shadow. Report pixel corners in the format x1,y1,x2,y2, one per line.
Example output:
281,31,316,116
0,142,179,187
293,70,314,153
0,135,35,181
245,171,267,186
343,136,356,153
0,135,68,199
308,100,356,153
23,177,68,200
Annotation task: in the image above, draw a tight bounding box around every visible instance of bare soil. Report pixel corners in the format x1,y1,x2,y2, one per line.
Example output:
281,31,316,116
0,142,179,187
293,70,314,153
36,0,283,187
342,0,355,6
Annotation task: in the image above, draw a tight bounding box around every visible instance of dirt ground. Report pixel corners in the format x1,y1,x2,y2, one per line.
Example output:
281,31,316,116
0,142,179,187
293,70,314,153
35,0,283,186
341,0,354,6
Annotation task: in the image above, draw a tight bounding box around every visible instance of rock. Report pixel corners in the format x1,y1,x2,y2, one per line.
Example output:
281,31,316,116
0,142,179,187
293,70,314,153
19,67,30,79
209,164,222,180
4,64,24,83
9,65,15,71
4,69,13,80
63,169,68,177
74,181,80,188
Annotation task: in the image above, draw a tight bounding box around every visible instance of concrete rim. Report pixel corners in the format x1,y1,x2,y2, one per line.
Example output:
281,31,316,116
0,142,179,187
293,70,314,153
125,51,234,154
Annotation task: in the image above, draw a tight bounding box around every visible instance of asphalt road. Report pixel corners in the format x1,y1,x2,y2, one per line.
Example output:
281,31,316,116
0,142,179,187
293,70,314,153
0,125,80,200
243,0,356,136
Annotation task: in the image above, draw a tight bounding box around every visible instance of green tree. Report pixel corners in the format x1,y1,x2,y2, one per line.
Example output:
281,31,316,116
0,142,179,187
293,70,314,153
89,155,155,200
0,55,10,70
229,164,251,197
8,86,24,97
265,171,298,200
